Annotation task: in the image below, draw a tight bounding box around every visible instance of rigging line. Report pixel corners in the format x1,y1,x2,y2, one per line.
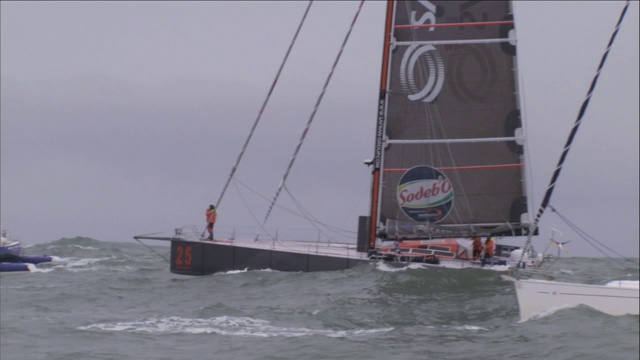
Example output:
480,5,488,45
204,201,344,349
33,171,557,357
180,225,208,242
257,0,366,241
231,179,261,229
231,178,276,241
283,186,338,243
233,177,354,240
423,96,472,226
520,0,631,263
282,182,359,236
560,219,611,257
283,186,357,239
282,186,347,234
550,206,636,267
215,1,314,210
134,238,169,262
233,176,336,225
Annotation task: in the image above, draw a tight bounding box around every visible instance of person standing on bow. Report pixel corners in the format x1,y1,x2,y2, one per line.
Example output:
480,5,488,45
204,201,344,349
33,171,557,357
484,237,495,258
205,205,217,240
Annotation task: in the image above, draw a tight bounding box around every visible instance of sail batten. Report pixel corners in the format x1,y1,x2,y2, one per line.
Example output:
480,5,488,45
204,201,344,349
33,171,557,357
387,136,522,144
395,20,513,29
372,0,529,241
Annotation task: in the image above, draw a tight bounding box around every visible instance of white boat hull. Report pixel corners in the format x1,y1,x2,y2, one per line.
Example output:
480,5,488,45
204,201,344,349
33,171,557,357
502,276,639,320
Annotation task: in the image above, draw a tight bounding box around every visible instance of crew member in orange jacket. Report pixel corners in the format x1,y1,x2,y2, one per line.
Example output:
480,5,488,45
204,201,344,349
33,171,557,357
205,205,217,240
472,237,483,260
484,237,495,258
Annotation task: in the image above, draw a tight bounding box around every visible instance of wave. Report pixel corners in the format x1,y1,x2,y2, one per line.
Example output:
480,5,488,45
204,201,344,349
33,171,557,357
16,237,168,274
78,314,493,338
78,315,394,338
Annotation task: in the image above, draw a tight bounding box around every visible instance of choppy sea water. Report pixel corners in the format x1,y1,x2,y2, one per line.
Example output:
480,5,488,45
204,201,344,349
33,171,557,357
1,237,638,360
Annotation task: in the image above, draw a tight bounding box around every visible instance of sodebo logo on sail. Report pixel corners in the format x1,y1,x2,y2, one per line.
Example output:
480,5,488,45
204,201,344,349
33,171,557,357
397,165,454,223
399,0,444,103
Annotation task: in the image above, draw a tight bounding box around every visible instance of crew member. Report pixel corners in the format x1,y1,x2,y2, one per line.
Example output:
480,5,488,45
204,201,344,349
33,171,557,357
484,237,495,258
205,205,217,240
394,238,403,255
472,237,483,260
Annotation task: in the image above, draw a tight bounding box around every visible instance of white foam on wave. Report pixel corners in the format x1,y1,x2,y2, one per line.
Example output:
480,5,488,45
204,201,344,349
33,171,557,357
454,325,488,331
79,315,394,338
375,262,429,272
44,244,98,251
43,256,135,272
223,268,250,274
221,268,279,275
70,245,98,250
484,264,510,272
30,266,54,273
438,324,488,332
59,256,111,269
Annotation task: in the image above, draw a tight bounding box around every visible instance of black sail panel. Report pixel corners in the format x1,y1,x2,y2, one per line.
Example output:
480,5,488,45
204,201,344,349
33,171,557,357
377,0,529,240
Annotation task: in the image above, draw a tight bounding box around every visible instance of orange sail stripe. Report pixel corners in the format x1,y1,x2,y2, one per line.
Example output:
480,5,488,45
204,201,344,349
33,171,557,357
384,164,524,173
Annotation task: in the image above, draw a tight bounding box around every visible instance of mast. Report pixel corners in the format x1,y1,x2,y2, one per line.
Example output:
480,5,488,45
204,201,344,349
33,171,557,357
368,0,395,250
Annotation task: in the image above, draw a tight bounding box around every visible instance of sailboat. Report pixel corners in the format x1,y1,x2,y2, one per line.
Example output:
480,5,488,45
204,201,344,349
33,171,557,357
135,0,543,275
501,0,639,320
503,230,639,320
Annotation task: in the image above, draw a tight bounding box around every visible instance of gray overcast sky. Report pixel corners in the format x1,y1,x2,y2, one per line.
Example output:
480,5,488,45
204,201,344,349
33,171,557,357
1,1,638,257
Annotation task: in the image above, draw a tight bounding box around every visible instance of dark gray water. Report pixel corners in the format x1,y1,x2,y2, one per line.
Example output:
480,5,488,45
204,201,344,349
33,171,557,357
1,237,638,360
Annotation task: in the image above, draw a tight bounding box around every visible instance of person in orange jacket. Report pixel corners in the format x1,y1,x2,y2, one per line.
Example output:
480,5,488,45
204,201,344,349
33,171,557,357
472,237,483,260
484,237,495,258
205,205,217,240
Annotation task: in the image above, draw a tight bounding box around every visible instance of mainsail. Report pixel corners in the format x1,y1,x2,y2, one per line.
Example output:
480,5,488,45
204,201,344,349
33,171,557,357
370,0,530,245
